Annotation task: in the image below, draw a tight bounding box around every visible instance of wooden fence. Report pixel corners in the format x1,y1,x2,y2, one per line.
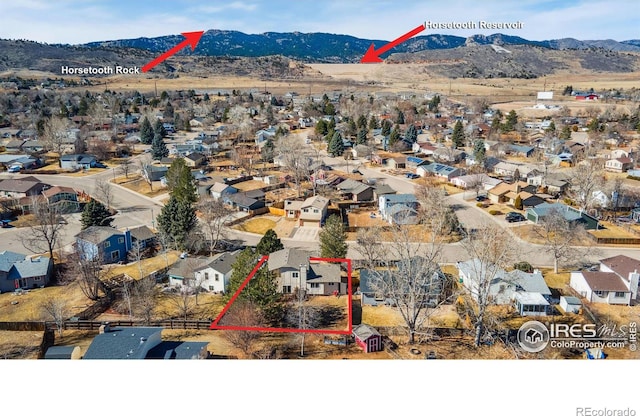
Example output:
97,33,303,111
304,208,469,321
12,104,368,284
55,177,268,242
588,235,640,245
269,206,286,216
45,319,213,332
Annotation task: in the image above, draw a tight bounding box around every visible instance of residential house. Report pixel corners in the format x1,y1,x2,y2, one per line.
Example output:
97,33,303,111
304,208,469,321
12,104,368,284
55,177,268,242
0,177,47,199
450,173,502,191
353,324,383,353
7,156,40,172
456,259,552,315
351,144,373,159
129,225,157,249
507,144,535,158
298,195,329,227
5,139,25,152
226,192,265,212
417,163,463,181
525,202,600,230
412,142,437,156
83,325,208,359
358,261,445,307
373,183,396,200
21,141,47,153
142,165,169,182
74,226,132,264
570,255,640,305
194,250,242,293
433,147,465,163
42,186,79,212
59,154,97,170
493,161,533,178
405,156,429,170
611,148,636,161
268,248,347,295
0,251,53,292
605,157,633,173
184,152,206,168
487,181,543,207
386,157,406,170
378,194,419,225
336,179,373,202
210,182,238,201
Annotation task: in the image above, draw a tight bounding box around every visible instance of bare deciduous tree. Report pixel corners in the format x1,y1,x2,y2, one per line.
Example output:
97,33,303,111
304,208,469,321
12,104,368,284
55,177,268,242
532,207,594,273
133,277,158,324
68,246,109,301
42,116,69,155
94,179,113,211
41,298,69,337
275,136,310,196
220,300,265,358
197,197,230,256
568,159,605,212
460,222,518,347
21,196,66,274
119,158,133,179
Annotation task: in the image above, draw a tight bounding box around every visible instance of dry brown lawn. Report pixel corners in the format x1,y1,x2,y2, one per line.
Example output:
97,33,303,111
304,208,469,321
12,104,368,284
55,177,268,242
118,177,168,198
540,268,571,290
0,331,43,359
0,281,93,322
231,180,268,192
104,251,181,281
589,221,639,239
233,217,277,235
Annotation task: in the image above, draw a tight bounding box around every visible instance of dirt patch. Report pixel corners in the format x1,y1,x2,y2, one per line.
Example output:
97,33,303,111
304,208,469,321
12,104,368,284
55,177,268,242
118,177,168,198
0,331,43,359
231,180,269,192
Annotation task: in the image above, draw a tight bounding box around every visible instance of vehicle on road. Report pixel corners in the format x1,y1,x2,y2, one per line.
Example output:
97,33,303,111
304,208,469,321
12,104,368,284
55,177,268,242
505,212,526,223
405,173,420,179
475,195,487,202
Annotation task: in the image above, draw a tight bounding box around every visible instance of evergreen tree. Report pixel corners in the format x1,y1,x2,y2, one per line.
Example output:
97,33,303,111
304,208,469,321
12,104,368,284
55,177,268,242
514,195,523,211
546,120,556,133
165,158,197,205
357,114,368,129
203,93,210,102
347,119,357,137
225,248,283,323
315,119,328,136
368,115,379,130
319,214,347,259
396,109,405,124
503,110,518,132
473,139,486,165
327,117,336,132
328,131,344,157
428,95,441,112
155,195,197,250
81,198,113,229
381,119,392,136
140,117,153,145
153,118,167,138
261,136,275,162
256,229,284,255
559,125,572,140
451,120,465,149
357,128,368,145
405,124,418,143
151,132,169,160
389,125,401,147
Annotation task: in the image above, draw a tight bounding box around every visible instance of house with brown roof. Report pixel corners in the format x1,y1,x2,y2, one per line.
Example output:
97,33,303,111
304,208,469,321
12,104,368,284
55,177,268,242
569,255,640,305
487,181,546,207
604,157,633,173
0,177,47,199
42,186,79,212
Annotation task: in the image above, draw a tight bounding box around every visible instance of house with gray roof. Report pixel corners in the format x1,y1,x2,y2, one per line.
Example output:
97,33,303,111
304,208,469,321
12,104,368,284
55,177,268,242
417,162,463,181
0,251,52,292
456,259,552,315
83,325,208,359
525,202,599,230
0,177,47,199
129,225,157,249
336,179,373,202
169,250,242,293
268,248,346,295
59,154,97,170
299,195,329,227
378,194,419,225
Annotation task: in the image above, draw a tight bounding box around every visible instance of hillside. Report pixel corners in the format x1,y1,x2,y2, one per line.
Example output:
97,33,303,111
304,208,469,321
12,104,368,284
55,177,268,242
387,43,640,79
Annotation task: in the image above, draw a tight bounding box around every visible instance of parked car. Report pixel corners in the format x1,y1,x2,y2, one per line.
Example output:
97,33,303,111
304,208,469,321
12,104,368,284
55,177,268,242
405,173,420,179
505,212,526,223
475,195,487,202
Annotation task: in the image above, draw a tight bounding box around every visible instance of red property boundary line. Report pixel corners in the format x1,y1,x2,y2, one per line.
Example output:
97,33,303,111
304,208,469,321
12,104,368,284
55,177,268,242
210,256,352,335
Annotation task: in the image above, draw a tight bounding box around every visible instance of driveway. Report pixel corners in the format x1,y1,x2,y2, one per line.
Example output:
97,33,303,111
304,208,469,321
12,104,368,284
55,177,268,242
290,226,320,242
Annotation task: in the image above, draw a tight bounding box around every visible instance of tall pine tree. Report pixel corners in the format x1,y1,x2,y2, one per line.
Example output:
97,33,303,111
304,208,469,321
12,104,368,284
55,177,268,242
256,229,284,255
151,132,168,160
357,128,368,145
451,120,465,149
405,124,418,143
140,117,153,144
165,158,197,205
155,195,197,250
81,198,113,229
328,131,344,157
153,118,167,138
319,214,347,259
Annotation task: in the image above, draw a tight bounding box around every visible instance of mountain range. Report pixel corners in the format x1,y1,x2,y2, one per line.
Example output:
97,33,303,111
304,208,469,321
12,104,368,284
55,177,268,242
83,30,640,63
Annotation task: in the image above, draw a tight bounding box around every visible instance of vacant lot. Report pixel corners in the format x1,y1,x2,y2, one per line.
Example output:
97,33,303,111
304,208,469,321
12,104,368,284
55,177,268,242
233,217,277,235
118,176,168,198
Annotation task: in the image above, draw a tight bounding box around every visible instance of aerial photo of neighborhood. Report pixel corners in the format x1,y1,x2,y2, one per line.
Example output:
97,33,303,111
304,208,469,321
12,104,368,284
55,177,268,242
1,0,639,377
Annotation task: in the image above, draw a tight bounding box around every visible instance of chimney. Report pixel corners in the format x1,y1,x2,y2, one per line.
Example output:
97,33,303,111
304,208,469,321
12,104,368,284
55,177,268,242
515,183,521,194
140,336,147,345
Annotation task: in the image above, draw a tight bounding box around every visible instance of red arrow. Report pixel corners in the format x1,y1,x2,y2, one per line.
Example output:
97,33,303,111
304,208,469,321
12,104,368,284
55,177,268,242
360,24,426,63
141,31,204,73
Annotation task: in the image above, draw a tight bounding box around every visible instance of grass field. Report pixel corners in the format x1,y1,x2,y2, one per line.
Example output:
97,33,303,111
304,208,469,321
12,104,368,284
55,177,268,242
118,176,168,198
105,251,181,281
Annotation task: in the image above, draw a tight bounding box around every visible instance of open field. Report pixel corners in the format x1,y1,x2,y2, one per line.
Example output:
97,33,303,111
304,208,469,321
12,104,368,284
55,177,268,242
117,176,168,198
233,217,277,235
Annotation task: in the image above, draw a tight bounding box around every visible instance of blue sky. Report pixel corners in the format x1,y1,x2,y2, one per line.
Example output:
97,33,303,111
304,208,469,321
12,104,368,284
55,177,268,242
1,0,638,44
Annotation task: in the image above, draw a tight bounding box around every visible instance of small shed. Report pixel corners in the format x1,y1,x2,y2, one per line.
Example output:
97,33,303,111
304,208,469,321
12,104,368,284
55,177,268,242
352,324,383,353
559,296,582,314
44,345,82,359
